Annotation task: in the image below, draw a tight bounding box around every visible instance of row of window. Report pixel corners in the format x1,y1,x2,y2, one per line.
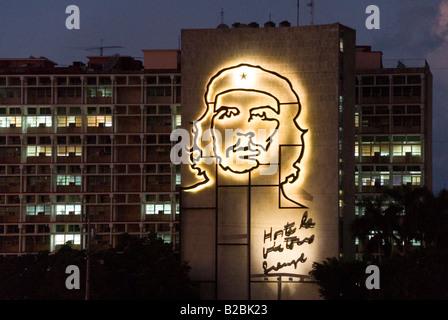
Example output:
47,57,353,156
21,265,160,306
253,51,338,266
0,115,113,128
0,115,180,129
356,174,421,187
355,144,421,157
0,164,179,175
0,174,181,187
0,105,180,116
358,74,422,86
360,86,421,98
0,86,180,99
0,75,181,87
359,105,422,115
24,203,180,216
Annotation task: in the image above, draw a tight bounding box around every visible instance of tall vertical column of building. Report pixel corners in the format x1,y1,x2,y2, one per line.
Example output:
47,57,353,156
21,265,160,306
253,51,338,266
181,23,356,300
354,46,433,259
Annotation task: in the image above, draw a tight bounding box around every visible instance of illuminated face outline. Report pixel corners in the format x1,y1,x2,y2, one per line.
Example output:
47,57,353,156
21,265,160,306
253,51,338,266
211,90,280,174
186,63,308,208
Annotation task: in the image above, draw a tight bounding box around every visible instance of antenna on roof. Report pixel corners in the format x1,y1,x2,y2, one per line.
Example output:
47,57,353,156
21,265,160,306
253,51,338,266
220,8,224,24
307,0,315,25
85,39,124,56
297,0,300,26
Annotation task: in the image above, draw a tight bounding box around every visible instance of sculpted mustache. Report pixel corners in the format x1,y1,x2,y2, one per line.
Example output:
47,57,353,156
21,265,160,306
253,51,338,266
225,138,268,158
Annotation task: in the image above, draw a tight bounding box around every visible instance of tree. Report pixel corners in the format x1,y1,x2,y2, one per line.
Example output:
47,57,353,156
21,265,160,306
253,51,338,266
0,233,199,300
309,258,368,300
352,186,448,262
384,185,435,252
351,194,402,263
89,233,199,300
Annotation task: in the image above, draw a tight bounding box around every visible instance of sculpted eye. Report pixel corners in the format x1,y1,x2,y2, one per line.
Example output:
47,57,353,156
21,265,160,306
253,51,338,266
250,111,269,120
249,106,278,121
216,106,240,120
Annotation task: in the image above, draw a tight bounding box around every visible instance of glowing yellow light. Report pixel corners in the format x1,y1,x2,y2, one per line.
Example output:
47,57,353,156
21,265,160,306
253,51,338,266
184,62,310,209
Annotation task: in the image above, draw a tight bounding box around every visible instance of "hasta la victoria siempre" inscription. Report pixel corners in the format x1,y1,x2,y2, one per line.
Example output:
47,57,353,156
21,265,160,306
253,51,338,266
262,211,315,275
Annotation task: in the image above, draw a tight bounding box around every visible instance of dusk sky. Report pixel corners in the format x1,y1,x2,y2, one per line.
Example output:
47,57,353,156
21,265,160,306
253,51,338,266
0,0,447,192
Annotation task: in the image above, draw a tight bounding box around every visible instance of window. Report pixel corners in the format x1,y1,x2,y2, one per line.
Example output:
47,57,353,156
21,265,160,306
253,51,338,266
57,87,82,98
57,116,82,127
88,87,112,98
28,88,51,98
0,116,22,128
158,105,171,114
339,34,344,52
175,174,181,185
145,203,172,215
56,204,82,215
56,175,81,186
57,146,82,157
26,205,51,215
26,116,52,128
361,145,389,157
54,234,81,246
392,145,421,157
0,88,21,98
87,115,112,127
27,146,51,157
158,76,171,84
393,175,421,186
147,86,172,97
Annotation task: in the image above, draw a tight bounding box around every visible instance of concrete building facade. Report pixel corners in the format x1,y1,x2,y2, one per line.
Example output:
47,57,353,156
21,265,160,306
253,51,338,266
0,51,181,254
354,46,433,259
180,23,356,300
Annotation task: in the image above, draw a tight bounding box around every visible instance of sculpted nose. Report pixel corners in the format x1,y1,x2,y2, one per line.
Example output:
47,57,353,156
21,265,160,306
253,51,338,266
236,131,255,145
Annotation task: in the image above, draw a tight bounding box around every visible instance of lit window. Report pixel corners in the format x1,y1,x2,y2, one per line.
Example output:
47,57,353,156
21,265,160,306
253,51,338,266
88,87,112,98
393,145,421,157
27,146,52,157
158,234,172,244
57,116,82,127
411,176,421,186
0,116,22,128
26,116,52,127
57,146,82,156
176,174,181,185
26,205,51,215
87,115,112,127
54,234,81,246
56,175,81,186
145,203,171,215
175,115,181,127
56,204,82,215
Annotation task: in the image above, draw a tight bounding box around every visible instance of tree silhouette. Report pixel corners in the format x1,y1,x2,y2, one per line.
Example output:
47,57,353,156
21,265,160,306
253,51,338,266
0,233,199,300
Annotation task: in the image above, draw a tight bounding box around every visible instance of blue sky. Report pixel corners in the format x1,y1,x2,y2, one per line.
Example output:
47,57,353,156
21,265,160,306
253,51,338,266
0,0,447,192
